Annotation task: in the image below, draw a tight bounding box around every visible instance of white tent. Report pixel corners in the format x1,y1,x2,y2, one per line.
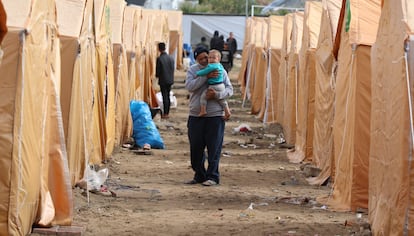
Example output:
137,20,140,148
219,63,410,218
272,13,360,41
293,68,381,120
182,14,246,50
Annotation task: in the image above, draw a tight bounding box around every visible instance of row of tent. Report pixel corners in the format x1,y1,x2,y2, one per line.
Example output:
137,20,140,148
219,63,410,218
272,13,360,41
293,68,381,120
0,0,183,235
239,0,413,235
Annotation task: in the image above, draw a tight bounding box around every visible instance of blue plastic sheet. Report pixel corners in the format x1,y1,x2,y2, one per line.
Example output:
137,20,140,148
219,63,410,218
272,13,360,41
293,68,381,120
130,100,165,149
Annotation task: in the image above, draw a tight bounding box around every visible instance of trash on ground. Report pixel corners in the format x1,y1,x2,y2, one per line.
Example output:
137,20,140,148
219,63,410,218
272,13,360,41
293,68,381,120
75,166,109,192
264,133,277,139
122,143,133,148
233,123,252,134
222,151,231,157
276,133,286,144
247,202,269,210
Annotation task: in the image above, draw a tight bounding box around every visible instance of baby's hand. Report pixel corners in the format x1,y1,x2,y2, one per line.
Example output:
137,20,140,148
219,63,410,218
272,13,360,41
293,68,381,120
206,88,216,100
207,70,219,78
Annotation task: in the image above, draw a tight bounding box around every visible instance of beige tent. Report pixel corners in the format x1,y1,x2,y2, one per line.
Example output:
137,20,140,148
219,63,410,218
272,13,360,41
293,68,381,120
321,0,381,212
165,10,183,70
238,17,253,96
57,0,85,145
245,17,269,115
80,0,104,165
369,0,414,234
94,0,116,158
137,9,154,106
142,9,170,108
238,16,285,123
110,0,133,146
57,0,99,185
260,15,284,124
134,8,155,106
122,7,177,111
288,1,322,164
280,12,304,146
0,0,72,234
276,13,294,128
123,6,141,101
307,0,341,186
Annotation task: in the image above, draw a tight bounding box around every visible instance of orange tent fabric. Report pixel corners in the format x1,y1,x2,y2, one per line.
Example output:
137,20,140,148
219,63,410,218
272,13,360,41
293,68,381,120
0,0,73,234
307,0,341,186
110,0,132,146
260,15,284,124
282,12,304,146
320,0,381,212
369,0,414,234
288,1,322,164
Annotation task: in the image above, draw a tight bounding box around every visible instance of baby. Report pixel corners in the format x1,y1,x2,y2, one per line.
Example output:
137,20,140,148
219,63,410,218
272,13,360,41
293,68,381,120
196,49,231,119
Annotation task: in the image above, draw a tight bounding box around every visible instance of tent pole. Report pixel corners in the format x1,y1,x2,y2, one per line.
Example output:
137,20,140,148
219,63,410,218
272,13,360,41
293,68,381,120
245,0,248,17
403,37,413,236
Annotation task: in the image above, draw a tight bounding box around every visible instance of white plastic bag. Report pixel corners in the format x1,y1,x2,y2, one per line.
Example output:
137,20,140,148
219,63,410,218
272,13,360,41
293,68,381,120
155,91,177,113
84,166,109,191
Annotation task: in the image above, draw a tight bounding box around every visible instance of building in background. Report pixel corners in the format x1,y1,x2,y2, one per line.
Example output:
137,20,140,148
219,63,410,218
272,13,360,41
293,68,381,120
127,0,186,10
126,0,146,6
261,0,305,14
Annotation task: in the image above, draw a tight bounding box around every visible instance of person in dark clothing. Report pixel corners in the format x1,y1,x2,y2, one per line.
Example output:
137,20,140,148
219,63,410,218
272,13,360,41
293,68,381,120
226,32,237,67
218,35,225,52
220,42,233,73
196,36,209,50
156,42,175,119
210,30,222,51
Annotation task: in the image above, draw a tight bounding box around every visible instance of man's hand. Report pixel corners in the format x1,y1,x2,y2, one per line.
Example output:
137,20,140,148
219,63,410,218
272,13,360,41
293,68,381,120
206,88,216,100
207,70,219,79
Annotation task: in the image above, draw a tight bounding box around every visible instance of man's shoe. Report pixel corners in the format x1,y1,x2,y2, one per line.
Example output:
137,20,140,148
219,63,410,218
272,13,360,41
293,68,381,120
202,180,218,186
184,179,199,185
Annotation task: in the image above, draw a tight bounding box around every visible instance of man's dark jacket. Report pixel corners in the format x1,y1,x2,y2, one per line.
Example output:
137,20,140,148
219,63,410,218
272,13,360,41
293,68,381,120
156,52,175,86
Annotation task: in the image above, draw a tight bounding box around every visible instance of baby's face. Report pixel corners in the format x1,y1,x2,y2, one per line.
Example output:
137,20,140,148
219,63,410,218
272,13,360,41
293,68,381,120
208,54,219,63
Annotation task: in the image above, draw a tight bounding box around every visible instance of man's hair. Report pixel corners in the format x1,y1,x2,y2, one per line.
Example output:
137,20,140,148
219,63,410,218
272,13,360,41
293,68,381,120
158,42,166,51
194,46,209,59
201,36,206,42
209,49,221,60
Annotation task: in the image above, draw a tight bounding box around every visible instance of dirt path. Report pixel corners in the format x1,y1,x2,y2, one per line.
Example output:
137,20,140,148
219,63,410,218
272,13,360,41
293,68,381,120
69,63,368,236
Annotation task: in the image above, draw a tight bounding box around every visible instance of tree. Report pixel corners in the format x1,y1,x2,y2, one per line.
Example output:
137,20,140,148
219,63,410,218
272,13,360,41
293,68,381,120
180,0,262,15
180,2,211,14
